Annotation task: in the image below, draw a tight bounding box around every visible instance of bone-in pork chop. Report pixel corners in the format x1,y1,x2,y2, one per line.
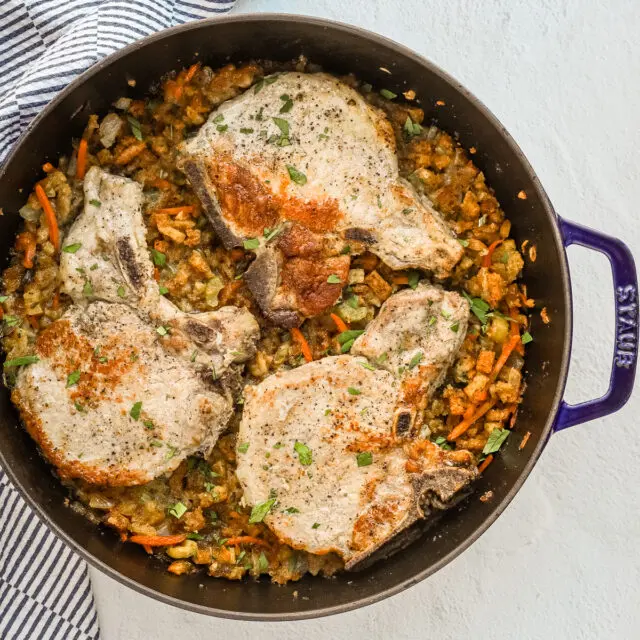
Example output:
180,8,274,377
180,72,463,326
60,166,259,373
352,284,469,437
12,302,231,486
235,356,476,568
236,285,474,567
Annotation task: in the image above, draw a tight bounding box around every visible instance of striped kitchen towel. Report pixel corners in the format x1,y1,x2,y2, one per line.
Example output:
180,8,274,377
0,1,236,638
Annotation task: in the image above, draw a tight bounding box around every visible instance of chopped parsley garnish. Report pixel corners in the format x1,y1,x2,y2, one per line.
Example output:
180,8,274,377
521,331,533,345
340,244,351,255
284,507,300,514
327,274,342,284
117,285,126,298
279,94,293,113
311,522,321,529
165,444,179,460
450,322,460,332
0,296,7,303
257,552,269,572
294,441,312,466
347,387,362,396
441,308,451,319
129,401,142,420
143,420,154,430
401,208,414,215
434,435,453,451
407,352,423,369
156,326,169,336
428,316,437,326
375,352,388,365
483,428,510,455
249,498,276,524
463,291,491,324
324,409,332,416
151,249,166,266
216,124,228,133
149,439,163,447
66,370,81,387
286,165,307,185
337,329,364,354
407,271,420,290
356,451,373,467
213,114,224,124
243,237,260,250
253,75,278,94
237,442,249,454
159,286,169,295
403,116,422,138
190,349,197,362
168,502,187,519
89,199,101,207
380,89,397,100
239,127,254,134
82,281,93,297
62,243,82,253
3,355,39,368
272,116,290,137
186,532,204,540
90,264,98,271
359,361,376,371
3,316,20,327
74,401,85,412
263,225,283,242
127,116,143,140
458,238,470,247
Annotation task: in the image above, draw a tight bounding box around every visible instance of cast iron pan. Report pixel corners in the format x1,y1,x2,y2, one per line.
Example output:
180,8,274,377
0,15,637,620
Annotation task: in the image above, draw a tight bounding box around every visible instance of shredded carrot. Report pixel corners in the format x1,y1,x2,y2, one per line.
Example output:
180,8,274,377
27,315,39,330
476,332,521,403
42,162,55,173
483,239,503,268
519,431,531,450
330,313,349,333
154,206,194,216
153,267,160,282
291,327,313,362
447,399,496,441
51,291,60,310
15,232,36,269
510,308,524,356
224,536,270,548
114,141,146,165
477,454,494,473
76,139,88,180
392,274,409,285
358,253,378,272
0,307,4,321
405,459,421,473
34,184,60,251
148,178,172,190
184,63,199,83
129,534,187,547
143,544,153,554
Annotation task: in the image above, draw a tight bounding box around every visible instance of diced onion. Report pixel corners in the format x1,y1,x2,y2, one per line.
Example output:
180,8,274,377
19,204,40,222
99,113,123,148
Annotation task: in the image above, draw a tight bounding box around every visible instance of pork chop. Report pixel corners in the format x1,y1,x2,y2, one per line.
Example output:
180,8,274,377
12,302,231,486
235,356,476,569
352,284,469,437
60,166,259,372
236,285,474,567
179,72,463,326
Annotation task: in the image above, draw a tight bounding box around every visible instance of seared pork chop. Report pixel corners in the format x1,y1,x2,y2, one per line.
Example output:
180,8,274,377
12,302,231,486
352,284,469,437
236,356,476,568
180,72,463,326
236,285,474,567
61,166,259,372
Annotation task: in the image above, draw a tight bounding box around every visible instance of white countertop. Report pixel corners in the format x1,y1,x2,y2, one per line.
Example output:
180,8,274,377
91,1,640,637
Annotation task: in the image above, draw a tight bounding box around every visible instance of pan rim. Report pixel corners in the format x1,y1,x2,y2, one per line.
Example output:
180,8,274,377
0,12,572,621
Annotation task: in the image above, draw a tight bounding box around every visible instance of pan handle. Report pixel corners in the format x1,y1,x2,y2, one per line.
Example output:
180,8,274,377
554,218,638,431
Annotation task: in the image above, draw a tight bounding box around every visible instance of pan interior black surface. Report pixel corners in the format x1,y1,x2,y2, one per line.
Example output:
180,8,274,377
0,15,570,619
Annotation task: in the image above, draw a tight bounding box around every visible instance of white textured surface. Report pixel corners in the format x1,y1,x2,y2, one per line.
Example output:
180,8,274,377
90,1,640,637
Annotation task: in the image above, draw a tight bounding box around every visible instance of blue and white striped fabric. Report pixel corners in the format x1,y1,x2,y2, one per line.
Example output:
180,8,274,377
0,1,236,638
